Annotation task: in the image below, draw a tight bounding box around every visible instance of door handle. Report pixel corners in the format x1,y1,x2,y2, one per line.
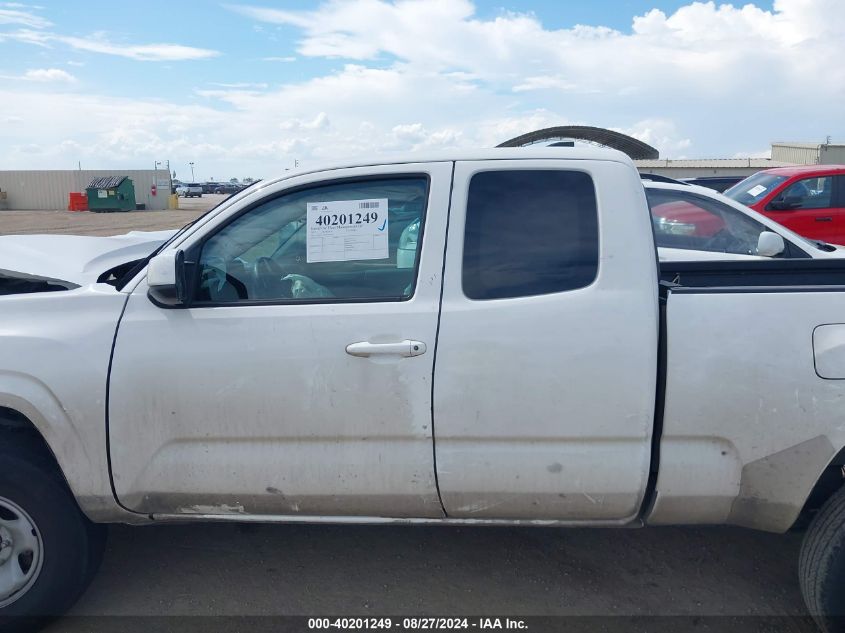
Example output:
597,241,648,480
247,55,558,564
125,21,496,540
815,217,833,222
346,340,427,358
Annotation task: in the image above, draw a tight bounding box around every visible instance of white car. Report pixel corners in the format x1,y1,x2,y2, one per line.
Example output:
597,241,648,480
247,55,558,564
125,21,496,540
644,181,843,261
176,183,203,198
1,148,845,629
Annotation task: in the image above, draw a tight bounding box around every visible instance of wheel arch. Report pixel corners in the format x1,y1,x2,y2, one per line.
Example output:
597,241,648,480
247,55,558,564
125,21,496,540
793,446,845,530
0,400,80,495
0,377,144,524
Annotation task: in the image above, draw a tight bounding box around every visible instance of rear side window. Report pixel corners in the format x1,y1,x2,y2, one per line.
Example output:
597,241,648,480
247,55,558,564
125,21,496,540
462,170,598,300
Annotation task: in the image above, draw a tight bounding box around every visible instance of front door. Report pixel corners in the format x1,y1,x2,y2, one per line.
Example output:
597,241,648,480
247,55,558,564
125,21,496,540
766,175,845,243
108,163,452,518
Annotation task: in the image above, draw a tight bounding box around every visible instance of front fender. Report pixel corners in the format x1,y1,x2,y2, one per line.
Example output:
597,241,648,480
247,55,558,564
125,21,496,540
0,288,148,523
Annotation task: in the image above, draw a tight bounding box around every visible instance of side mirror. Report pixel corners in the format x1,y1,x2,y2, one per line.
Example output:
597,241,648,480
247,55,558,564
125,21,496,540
768,195,802,211
757,231,785,257
147,250,188,306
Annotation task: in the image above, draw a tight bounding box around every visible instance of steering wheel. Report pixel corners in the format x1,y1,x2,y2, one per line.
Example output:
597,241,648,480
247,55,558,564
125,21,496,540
252,257,291,299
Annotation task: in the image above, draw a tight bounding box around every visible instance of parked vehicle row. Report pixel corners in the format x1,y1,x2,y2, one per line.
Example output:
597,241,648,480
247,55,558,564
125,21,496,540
173,182,258,197
645,181,840,261
682,175,745,192
642,165,845,247
175,183,203,198
213,183,241,195
1,148,845,630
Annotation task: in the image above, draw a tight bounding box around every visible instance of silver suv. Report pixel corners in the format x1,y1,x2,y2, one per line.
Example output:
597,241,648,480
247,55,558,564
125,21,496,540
176,183,203,198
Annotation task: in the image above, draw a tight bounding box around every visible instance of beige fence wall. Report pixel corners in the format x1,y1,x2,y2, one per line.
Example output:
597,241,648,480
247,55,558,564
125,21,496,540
771,145,819,165
820,146,845,165
771,143,845,165
0,169,171,210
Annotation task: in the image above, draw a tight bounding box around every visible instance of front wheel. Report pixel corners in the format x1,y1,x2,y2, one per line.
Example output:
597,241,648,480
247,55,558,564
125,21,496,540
0,442,105,630
799,484,845,632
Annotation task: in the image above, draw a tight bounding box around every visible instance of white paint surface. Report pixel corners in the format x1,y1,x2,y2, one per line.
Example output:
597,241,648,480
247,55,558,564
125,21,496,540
0,147,843,533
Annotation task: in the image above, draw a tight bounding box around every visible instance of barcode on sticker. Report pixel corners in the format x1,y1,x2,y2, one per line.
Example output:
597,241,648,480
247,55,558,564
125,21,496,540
359,201,380,209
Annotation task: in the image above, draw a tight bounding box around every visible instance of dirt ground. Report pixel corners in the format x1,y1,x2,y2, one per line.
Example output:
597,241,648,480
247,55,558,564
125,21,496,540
2,194,815,632
44,522,813,632
0,194,219,236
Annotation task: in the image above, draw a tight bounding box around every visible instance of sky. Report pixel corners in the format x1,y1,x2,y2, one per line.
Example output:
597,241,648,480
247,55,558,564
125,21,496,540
0,0,843,181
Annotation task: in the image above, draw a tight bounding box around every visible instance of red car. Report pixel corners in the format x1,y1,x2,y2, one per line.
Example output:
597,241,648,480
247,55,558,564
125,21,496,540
725,165,845,244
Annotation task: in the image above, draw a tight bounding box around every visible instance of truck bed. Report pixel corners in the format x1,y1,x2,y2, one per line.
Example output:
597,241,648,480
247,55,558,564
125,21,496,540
649,257,845,532
660,258,845,291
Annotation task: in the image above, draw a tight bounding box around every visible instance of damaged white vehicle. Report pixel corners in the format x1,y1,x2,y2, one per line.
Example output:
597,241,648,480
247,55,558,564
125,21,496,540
1,149,845,632
0,230,174,295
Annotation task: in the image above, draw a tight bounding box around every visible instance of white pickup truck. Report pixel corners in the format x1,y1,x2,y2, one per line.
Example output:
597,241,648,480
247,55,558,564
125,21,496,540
1,148,845,630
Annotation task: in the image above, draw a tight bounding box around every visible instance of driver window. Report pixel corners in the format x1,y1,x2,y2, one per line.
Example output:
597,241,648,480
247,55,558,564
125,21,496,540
194,177,428,304
778,176,833,210
646,190,772,256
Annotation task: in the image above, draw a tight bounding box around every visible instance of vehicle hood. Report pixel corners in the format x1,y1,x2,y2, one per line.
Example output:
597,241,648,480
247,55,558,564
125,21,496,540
0,230,177,288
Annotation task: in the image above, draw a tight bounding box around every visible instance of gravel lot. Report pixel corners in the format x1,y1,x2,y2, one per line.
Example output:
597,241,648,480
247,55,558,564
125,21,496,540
3,194,814,632
0,194,219,236
44,522,813,632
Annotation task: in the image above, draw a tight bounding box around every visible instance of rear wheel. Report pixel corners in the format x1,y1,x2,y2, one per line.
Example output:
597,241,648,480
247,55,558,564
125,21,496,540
799,484,845,632
0,442,105,630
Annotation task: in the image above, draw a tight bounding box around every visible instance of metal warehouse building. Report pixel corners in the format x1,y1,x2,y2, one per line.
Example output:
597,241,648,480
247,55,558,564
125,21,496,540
771,142,845,165
0,169,171,211
634,158,796,179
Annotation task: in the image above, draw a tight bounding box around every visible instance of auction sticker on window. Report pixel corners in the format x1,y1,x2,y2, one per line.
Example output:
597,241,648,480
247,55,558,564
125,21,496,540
307,199,389,263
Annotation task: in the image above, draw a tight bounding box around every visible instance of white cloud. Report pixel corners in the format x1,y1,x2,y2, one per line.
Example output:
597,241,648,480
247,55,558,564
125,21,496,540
23,67,75,81
279,112,330,131
512,76,585,93
0,6,50,29
262,56,296,62
1,28,219,60
228,0,845,88
0,67,76,82
389,122,462,149
622,119,692,157
58,35,219,61
2,0,844,176
209,82,269,89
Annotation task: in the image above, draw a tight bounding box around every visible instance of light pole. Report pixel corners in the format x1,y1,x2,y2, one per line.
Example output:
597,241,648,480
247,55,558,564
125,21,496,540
154,161,162,205
189,162,195,181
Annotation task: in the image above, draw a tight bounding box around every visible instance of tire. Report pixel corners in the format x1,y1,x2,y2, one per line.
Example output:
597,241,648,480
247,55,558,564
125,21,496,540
799,483,845,633
0,442,106,631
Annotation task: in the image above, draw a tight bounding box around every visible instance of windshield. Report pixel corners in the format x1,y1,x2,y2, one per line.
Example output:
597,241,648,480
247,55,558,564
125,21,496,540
724,173,788,205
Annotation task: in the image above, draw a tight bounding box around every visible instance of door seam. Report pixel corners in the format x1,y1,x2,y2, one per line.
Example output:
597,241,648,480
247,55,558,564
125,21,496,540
104,291,147,516
430,162,456,518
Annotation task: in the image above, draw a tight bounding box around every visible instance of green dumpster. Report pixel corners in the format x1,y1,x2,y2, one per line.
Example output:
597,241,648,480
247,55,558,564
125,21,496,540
86,176,136,212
